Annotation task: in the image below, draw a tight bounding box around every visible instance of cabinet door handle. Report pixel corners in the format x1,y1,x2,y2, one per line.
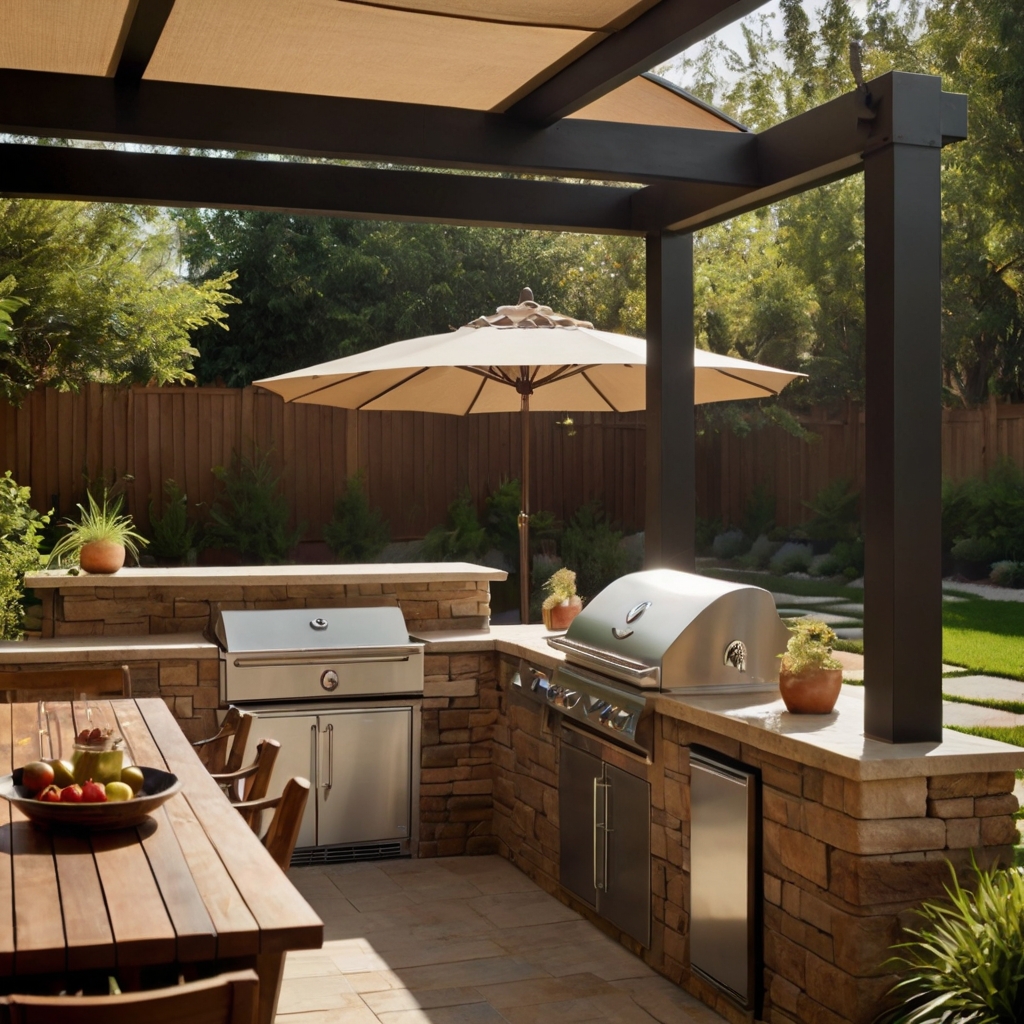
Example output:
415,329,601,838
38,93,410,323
322,723,334,792
311,723,319,791
593,778,611,892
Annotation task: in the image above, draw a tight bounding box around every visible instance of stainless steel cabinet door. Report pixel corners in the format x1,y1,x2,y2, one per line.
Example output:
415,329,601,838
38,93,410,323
558,744,602,908
690,754,756,1008
316,706,412,846
600,764,650,947
245,710,318,851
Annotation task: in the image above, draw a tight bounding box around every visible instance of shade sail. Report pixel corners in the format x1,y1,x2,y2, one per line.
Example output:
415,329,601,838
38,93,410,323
255,327,801,413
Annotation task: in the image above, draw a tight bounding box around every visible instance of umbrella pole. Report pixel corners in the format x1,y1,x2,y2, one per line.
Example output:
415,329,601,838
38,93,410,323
519,390,530,624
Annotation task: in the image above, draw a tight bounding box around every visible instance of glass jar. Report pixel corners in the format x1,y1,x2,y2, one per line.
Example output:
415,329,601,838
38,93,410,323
72,742,124,786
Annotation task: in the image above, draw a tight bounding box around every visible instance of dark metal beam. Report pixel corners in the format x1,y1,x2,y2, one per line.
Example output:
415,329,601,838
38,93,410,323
0,69,758,187
506,0,768,125
644,232,695,572
113,0,176,81
862,73,944,743
0,143,640,234
633,72,968,232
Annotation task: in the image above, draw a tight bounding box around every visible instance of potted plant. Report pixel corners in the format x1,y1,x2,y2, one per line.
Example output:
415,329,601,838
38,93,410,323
777,619,843,714
542,567,583,631
48,492,147,574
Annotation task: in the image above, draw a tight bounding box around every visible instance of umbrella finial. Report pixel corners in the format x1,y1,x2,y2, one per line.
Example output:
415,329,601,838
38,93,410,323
518,287,534,304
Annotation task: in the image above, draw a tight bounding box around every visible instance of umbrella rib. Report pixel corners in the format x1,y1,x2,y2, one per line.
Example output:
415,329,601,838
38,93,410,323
278,370,372,402
713,368,784,397
464,375,488,415
464,366,515,386
580,370,620,413
355,366,432,409
533,364,594,388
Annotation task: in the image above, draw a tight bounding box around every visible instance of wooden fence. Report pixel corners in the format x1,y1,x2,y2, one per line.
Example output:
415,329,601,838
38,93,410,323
3,386,1023,542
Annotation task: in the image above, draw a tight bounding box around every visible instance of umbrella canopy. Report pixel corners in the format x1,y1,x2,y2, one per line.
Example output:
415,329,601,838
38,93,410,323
256,291,804,622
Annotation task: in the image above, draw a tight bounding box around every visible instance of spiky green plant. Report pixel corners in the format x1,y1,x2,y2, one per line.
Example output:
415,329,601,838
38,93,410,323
879,860,1024,1024
47,491,147,567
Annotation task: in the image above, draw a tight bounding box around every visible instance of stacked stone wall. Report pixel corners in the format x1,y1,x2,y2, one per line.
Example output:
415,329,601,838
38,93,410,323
418,650,499,857
37,579,492,638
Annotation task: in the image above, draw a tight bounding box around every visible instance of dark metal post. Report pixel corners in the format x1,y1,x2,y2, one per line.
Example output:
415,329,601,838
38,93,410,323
863,74,944,742
645,231,695,571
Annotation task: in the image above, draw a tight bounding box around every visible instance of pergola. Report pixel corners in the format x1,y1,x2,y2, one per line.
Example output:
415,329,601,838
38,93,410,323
0,0,966,744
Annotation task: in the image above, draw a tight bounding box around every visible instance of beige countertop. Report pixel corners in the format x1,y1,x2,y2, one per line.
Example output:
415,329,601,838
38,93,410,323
421,625,1024,782
0,632,218,663
26,562,508,590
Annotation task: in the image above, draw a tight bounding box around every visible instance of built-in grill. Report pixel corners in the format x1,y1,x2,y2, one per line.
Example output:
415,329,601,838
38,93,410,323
515,569,790,754
215,607,424,863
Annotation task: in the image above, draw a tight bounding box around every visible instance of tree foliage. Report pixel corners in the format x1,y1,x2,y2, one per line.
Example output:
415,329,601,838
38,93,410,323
0,200,237,403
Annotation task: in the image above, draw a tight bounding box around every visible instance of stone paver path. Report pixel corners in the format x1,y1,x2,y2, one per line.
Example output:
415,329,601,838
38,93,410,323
279,855,725,1024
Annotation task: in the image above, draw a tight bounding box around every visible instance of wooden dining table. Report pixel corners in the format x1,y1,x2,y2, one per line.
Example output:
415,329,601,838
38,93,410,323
0,698,323,1023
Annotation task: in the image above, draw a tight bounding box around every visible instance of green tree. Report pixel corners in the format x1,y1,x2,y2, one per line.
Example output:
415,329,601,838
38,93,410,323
0,200,237,403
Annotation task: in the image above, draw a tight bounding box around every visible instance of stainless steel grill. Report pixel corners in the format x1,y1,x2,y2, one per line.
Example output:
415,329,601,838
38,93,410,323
214,606,423,861
515,569,790,754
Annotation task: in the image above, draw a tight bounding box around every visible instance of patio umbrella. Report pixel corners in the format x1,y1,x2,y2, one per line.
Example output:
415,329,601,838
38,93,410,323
255,290,803,622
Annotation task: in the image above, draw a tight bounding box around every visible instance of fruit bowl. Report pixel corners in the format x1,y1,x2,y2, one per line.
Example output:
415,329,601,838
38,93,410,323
0,767,181,830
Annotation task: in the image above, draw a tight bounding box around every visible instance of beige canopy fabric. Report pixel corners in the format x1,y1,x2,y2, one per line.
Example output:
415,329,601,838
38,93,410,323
255,326,801,412
256,293,802,623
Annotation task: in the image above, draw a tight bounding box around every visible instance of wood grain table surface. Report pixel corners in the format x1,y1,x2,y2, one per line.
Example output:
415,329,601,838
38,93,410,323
0,698,323,1019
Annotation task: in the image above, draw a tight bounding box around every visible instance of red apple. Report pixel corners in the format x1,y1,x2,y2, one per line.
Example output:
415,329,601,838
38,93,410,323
36,785,61,803
80,779,107,804
59,784,83,803
21,761,55,794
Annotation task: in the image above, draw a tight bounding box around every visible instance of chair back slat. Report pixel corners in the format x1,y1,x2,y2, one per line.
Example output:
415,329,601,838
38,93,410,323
263,777,311,871
1,968,258,1024
242,738,280,802
194,707,251,774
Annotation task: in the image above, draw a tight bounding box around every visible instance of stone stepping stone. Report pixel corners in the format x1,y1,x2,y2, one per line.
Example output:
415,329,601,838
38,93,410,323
785,612,862,627
942,700,1024,729
833,627,864,640
942,675,1024,704
942,594,968,603
827,603,864,617
771,594,841,606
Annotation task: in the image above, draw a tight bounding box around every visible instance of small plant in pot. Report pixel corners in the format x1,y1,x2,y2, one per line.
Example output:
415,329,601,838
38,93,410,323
777,619,843,714
48,492,147,574
542,567,583,631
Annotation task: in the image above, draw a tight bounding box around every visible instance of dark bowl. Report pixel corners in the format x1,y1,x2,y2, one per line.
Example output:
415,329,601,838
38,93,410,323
0,766,181,830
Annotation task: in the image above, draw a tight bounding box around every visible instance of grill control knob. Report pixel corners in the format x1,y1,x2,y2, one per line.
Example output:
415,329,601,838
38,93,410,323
611,710,633,731
320,669,340,692
599,704,617,722
310,617,328,631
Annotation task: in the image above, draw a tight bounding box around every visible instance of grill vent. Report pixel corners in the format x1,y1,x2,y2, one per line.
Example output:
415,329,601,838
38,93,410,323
290,842,405,867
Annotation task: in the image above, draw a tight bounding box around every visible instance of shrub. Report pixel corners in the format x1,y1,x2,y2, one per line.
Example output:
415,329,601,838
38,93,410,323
0,472,49,640
743,534,778,570
148,480,199,561
991,560,1024,588
695,515,722,556
482,478,522,569
323,472,389,563
422,489,487,562
802,479,860,542
880,859,1024,1024
204,448,302,564
769,541,814,575
943,462,1024,563
951,535,999,578
743,483,776,540
830,538,864,576
809,553,841,577
561,501,627,601
712,529,748,560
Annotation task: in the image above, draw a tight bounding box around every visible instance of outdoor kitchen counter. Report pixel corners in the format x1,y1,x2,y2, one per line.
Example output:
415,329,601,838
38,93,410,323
417,625,1024,781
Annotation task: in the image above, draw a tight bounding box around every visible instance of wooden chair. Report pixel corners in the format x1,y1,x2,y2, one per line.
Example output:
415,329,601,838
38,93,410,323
211,738,280,805
0,665,131,704
193,707,252,774
234,776,311,870
0,968,258,1024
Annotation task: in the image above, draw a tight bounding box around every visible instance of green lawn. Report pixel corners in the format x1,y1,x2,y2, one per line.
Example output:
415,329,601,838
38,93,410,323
943,597,1024,681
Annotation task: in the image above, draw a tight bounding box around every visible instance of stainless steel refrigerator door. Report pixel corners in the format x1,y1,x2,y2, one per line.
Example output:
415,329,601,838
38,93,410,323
243,710,319,851
316,706,413,846
690,752,756,1008
600,763,651,948
558,743,602,908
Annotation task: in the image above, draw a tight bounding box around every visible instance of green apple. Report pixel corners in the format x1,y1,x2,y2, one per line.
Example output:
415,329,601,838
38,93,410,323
105,781,134,802
120,766,145,795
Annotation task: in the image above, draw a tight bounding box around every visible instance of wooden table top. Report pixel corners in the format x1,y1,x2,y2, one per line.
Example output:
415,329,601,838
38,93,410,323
0,698,322,976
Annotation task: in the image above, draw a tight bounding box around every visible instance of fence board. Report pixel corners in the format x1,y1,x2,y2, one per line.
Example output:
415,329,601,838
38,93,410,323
3,386,1023,544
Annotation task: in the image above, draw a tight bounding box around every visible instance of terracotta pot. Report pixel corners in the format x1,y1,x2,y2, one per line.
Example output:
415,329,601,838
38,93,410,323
78,540,126,574
779,667,843,714
545,596,583,631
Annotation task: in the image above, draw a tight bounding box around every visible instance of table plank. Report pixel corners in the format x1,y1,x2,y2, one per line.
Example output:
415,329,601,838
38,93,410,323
0,705,15,975
112,701,218,962
136,699,322,955
10,703,65,975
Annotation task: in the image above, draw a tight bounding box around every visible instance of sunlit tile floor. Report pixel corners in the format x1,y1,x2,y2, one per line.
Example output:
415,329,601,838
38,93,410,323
279,855,726,1024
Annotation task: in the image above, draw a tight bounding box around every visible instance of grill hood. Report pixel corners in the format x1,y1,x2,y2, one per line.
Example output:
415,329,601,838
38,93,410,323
548,569,791,693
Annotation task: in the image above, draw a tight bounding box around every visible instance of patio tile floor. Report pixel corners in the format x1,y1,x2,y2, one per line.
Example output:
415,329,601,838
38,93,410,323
279,856,726,1024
